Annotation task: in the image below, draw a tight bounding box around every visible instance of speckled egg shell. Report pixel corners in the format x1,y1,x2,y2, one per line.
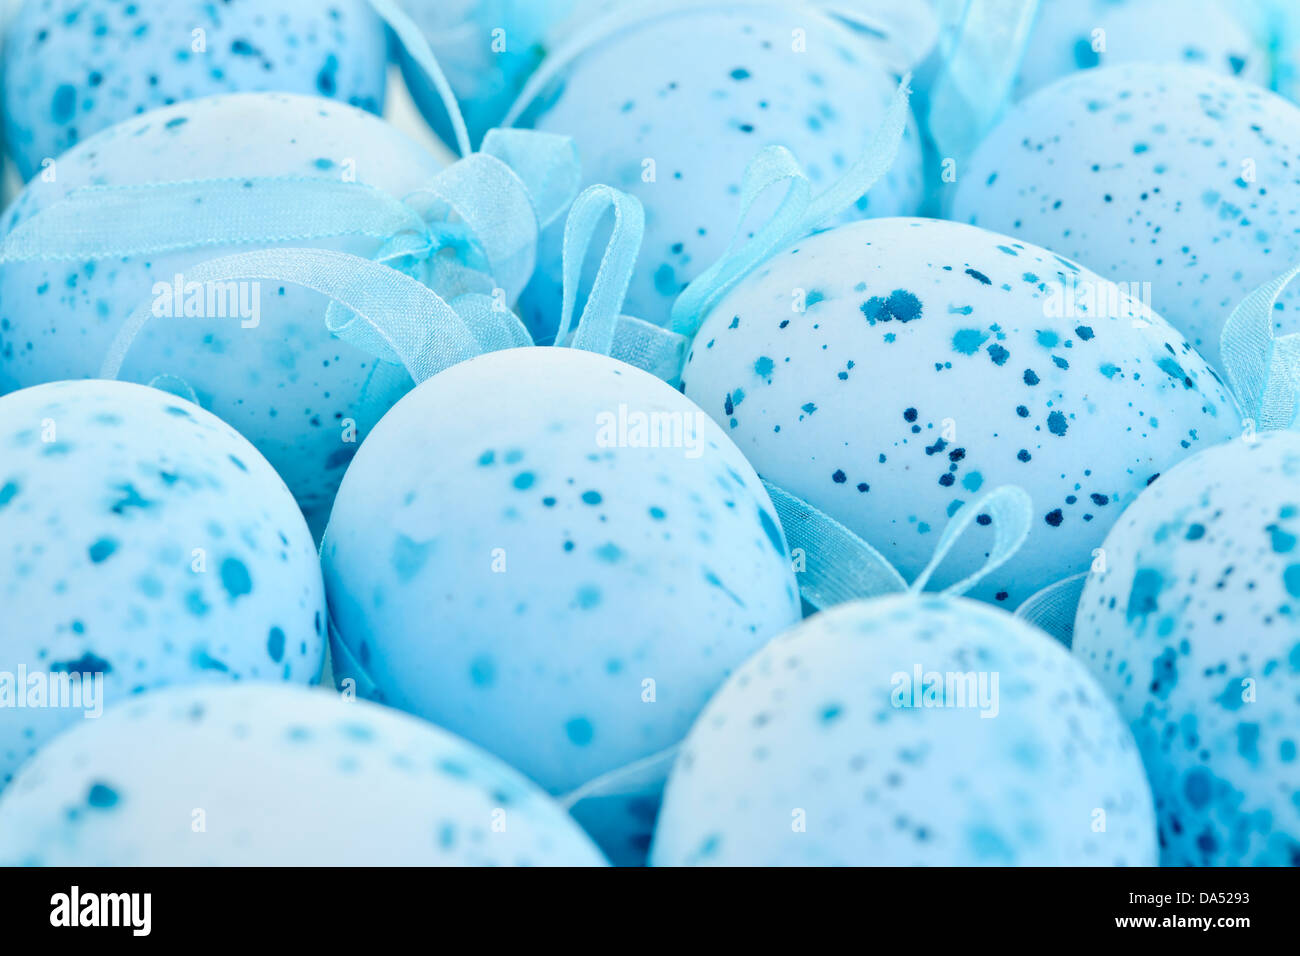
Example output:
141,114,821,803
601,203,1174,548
0,92,445,533
0,683,607,865
322,346,802,798
514,3,925,337
681,217,1242,607
1013,0,1266,100
1073,431,1300,866
0,380,324,787
954,64,1300,374
2,0,387,181
650,594,1157,866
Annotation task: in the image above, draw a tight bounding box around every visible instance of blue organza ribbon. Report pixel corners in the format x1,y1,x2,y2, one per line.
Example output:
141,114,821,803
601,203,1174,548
0,128,580,307
1219,261,1300,431
915,0,1040,166
667,73,914,339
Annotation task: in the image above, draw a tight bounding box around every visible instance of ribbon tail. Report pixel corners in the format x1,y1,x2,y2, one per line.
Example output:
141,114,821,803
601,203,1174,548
557,744,681,811
1220,261,1300,431
762,480,908,612
100,248,487,387
367,0,472,156
909,485,1033,597
608,316,690,384
1014,571,1088,648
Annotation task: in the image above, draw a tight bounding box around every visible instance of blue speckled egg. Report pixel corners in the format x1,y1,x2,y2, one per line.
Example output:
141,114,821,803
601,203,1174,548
650,594,1157,865
681,217,1242,607
2,0,387,181
321,347,802,806
513,2,925,336
399,0,580,148
954,64,1300,374
0,92,444,533
0,683,607,865
1014,0,1266,99
0,380,325,787
1073,430,1300,866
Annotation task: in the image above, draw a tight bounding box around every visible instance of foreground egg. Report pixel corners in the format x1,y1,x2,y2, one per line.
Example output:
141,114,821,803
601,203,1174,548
1073,431,1300,866
0,683,607,865
1013,0,1265,99
650,595,1156,865
1,0,388,181
322,347,801,807
682,217,1241,607
954,64,1300,374
0,92,444,533
513,1,924,336
0,380,324,787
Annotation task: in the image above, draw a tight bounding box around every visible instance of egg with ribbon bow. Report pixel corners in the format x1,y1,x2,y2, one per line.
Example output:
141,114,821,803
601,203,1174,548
1,0,390,182
0,683,607,865
679,215,1243,609
650,489,1157,866
0,91,579,534
0,379,325,788
1073,430,1300,866
321,340,802,860
953,63,1300,376
1012,0,1267,100
508,0,926,337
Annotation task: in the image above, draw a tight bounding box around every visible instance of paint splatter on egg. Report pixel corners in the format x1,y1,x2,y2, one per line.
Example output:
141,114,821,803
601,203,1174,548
1,0,387,181
0,380,324,787
513,2,925,336
1073,430,1300,865
681,217,1242,606
322,346,802,857
0,683,607,865
0,92,444,533
650,595,1157,865
954,64,1300,374
1013,0,1266,99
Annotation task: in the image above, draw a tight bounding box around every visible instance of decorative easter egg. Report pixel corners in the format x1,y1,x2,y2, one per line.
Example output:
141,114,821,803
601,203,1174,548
0,683,607,865
681,217,1242,607
650,594,1157,865
953,64,1300,374
399,0,581,148
513,1,925,336
1,0,388,181
0,380,325,787
1013,0,1266,100
1073,431,1300,865
322,346,802,806
0,92,445,533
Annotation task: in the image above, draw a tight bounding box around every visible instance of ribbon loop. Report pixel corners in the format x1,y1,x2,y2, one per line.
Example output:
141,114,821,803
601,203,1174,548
1220,261,1300,431
556,185,646,356
909,485,1033,597
670,73,913,337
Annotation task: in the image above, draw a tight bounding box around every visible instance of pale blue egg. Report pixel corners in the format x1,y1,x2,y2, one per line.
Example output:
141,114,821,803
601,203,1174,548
0,380,324,787
954,64,1300,374
1073,430,1300,866
0,92,444,533
1014,0,1266,100
1,0,387,181
681,217,1242,607
513,3,925,336
321,346,802,857
650,594,1157,865
0,683,607,865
